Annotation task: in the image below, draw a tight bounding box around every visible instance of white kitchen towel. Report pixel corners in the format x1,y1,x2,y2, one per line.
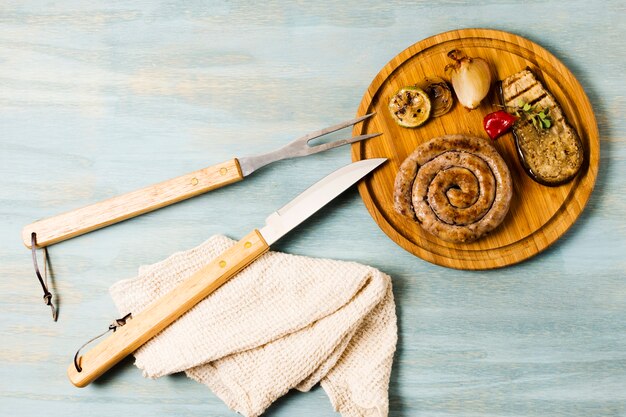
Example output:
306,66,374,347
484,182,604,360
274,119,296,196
109,235,397,417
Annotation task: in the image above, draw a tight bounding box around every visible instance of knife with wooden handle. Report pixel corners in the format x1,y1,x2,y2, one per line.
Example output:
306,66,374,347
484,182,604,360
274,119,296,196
67,157,386,387
23,114,379,248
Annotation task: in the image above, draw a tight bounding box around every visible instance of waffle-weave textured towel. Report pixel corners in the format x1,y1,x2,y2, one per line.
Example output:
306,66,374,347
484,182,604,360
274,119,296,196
109,235,397,417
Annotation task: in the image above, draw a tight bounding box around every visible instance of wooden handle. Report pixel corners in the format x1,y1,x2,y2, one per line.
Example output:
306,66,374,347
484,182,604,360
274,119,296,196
67,229,269,387
22,158,244,248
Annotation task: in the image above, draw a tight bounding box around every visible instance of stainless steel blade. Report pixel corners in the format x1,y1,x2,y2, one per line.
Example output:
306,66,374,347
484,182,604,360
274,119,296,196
258,158,386,245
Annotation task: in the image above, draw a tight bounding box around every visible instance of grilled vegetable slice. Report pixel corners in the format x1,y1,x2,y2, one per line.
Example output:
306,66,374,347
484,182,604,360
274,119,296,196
423,77,453,117
501,69,583,186
388,86,432,128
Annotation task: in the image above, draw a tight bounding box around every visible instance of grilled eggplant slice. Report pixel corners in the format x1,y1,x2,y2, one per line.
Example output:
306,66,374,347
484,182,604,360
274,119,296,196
501,69,583,186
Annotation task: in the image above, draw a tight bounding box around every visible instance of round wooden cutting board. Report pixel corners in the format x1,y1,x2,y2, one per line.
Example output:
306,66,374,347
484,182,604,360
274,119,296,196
351,28,599,270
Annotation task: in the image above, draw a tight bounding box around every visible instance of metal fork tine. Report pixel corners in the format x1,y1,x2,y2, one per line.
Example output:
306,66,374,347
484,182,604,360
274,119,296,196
293,112,376,144
305,132,382,155
238,113,380,176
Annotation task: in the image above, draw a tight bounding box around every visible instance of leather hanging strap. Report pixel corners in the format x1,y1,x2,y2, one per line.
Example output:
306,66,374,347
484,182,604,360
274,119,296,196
31,232,57,322
73,313,132,372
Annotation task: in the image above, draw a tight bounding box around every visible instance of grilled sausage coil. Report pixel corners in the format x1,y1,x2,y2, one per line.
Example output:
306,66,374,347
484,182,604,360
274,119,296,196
394,135,513,243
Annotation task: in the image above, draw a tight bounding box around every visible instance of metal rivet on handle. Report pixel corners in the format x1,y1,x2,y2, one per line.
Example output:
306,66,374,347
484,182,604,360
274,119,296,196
244,241,252,248
219,260,226,268
191,177,199,186
219,167,228,176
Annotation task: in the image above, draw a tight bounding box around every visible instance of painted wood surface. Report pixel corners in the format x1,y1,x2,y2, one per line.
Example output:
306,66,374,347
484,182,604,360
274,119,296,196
1,1,624,416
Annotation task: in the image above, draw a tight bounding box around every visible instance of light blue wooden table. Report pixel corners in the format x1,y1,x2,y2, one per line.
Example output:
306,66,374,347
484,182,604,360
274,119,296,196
1,1,625,416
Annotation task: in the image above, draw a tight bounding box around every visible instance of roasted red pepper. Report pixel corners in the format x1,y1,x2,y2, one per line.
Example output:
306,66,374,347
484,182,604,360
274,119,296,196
483,110,518,140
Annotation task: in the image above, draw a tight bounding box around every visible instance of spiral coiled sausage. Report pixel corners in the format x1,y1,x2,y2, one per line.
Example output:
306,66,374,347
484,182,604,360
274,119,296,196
394,135,513,243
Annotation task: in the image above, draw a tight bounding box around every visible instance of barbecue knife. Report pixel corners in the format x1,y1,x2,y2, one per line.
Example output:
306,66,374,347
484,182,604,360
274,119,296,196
67,157,386,387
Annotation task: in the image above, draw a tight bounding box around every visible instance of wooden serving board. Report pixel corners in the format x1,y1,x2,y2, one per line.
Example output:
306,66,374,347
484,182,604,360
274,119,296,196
351,28,599,270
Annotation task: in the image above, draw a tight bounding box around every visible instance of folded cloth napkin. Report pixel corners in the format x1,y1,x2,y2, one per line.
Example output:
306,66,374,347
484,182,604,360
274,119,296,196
109,235,397,417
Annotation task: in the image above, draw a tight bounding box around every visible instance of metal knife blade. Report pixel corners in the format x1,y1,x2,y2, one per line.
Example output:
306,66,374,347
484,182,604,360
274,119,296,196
259,158,387,245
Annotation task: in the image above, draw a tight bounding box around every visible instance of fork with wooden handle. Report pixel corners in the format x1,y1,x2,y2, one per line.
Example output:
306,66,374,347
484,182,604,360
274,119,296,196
23,114,379,249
